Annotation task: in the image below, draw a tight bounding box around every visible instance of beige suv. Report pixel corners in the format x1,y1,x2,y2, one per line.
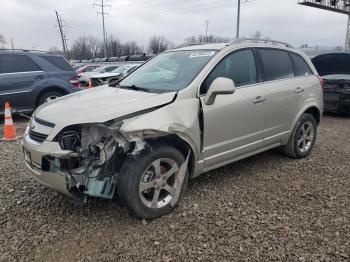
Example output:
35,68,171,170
22,39,323,218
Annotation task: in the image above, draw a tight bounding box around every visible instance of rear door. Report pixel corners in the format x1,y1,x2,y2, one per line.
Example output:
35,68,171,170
200,49,267,168
256,48,312,145
0,54,44,111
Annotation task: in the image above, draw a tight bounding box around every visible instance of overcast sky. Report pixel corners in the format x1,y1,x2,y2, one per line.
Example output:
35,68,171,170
0,0,348,50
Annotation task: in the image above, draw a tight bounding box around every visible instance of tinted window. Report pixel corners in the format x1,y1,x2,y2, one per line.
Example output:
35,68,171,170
1,54,41,73
290,53,313,77
201,49,257,94
312,53,350,76
259,49,294,81
39,55,73,71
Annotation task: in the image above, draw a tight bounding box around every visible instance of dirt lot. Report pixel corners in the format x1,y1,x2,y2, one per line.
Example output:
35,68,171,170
0,115,349,262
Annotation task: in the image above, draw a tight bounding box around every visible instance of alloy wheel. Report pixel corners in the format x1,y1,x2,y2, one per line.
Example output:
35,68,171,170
139,158,180,209
44,95,59,103
297,120,314,153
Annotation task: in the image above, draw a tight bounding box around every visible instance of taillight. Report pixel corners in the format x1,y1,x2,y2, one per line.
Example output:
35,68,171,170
316,75,324,90
70,75,80,88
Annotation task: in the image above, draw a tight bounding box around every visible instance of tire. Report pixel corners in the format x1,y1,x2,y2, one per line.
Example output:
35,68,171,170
38,91,64,106
283,113,317,159
117,142,189,219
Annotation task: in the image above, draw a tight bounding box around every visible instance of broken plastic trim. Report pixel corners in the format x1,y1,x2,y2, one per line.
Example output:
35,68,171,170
170,150,190,207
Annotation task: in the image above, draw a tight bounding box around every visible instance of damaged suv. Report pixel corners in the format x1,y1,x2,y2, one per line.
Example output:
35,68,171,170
22,39,323,218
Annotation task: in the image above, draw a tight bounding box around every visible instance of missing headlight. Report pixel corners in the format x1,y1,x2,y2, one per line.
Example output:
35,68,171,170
59,130,80,151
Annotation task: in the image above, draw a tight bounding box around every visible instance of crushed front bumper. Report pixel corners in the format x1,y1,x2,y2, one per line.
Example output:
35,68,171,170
22,131,79,199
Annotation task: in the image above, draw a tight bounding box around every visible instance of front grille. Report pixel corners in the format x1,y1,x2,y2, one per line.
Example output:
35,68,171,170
29,129,48,143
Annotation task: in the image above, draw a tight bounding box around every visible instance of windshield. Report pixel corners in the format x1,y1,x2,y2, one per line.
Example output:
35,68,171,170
119,50,217,92
92,66,106,72
112,65,133,74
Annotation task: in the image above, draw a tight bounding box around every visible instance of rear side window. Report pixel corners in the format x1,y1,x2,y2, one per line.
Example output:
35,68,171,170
201,49,257,94
39,55,73,71
290,53,313,77
1,54,41,73
259,49,294,81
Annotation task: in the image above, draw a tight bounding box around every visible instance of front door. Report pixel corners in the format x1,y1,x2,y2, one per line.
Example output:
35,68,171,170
199,49,267,169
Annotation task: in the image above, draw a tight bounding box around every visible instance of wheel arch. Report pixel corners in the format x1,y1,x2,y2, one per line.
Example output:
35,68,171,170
146,134,196,179
304,106,321,125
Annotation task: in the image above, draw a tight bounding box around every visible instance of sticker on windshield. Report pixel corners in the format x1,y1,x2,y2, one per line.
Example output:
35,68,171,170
189,51,215,58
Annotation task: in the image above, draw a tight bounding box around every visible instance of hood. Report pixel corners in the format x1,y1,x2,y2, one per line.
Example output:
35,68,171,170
312,53,350,77
35,85,177,135
92,72,121,79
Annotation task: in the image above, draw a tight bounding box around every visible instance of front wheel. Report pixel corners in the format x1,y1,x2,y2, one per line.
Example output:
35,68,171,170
38,91,63,106
283,113,317,158
117,143,189,219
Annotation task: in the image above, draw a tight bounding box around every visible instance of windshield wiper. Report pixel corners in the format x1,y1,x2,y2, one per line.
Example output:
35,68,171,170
118,85,151,92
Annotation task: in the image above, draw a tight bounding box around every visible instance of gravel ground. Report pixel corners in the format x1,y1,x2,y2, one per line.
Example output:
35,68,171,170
0,114,349,262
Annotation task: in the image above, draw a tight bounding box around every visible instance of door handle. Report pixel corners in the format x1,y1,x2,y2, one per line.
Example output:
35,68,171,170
35,75,44,80
253,96,266,104
295,87,304,94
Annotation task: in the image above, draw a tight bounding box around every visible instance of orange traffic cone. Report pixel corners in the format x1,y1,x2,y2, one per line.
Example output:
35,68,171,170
1,102,18,141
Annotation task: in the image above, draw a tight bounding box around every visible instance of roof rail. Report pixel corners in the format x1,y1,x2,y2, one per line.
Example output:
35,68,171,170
229,38,294,48
0,48,53,54
174,42,218,49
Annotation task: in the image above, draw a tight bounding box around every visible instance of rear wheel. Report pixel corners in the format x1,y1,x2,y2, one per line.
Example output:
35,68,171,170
283,113,317,158
117,143,189,219
38,91,63,106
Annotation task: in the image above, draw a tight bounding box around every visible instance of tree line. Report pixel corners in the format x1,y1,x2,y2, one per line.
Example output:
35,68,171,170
51,34,231,60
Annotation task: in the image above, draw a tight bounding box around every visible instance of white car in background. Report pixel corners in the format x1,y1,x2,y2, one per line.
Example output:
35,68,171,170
79,65,119,87
89,64,141,87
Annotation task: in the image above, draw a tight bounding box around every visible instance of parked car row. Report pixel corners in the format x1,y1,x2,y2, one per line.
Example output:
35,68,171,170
78,65,119,87
70,54,153,64
73,63,142,87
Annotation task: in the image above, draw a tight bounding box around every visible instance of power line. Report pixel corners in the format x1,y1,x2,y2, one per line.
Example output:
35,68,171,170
109,0,260,19
94,0,111,57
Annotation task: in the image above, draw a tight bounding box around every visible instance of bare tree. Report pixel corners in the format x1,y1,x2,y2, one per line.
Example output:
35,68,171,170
87,36,102,58
0,34,6,48
123,41,143,56
148,36,174,54
0,34,5,43
70,36,92,59
69,36,101,59
48,46,63,55
252,31,262,39
107,36,123,57
185,34,230,44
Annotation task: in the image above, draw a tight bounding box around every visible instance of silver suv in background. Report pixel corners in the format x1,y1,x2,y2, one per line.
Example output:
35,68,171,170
22,39,323,219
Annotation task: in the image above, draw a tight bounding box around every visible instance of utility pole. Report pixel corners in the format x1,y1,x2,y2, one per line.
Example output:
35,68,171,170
10,38,14,50
205,20,209,41
94,0,110,58
60,15,70,59
236,0,241,39
55,10,68,57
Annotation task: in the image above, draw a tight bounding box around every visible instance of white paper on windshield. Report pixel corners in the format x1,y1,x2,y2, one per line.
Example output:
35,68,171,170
189,51,216,58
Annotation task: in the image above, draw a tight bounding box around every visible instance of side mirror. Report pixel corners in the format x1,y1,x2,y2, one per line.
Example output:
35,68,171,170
204,77,236,105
